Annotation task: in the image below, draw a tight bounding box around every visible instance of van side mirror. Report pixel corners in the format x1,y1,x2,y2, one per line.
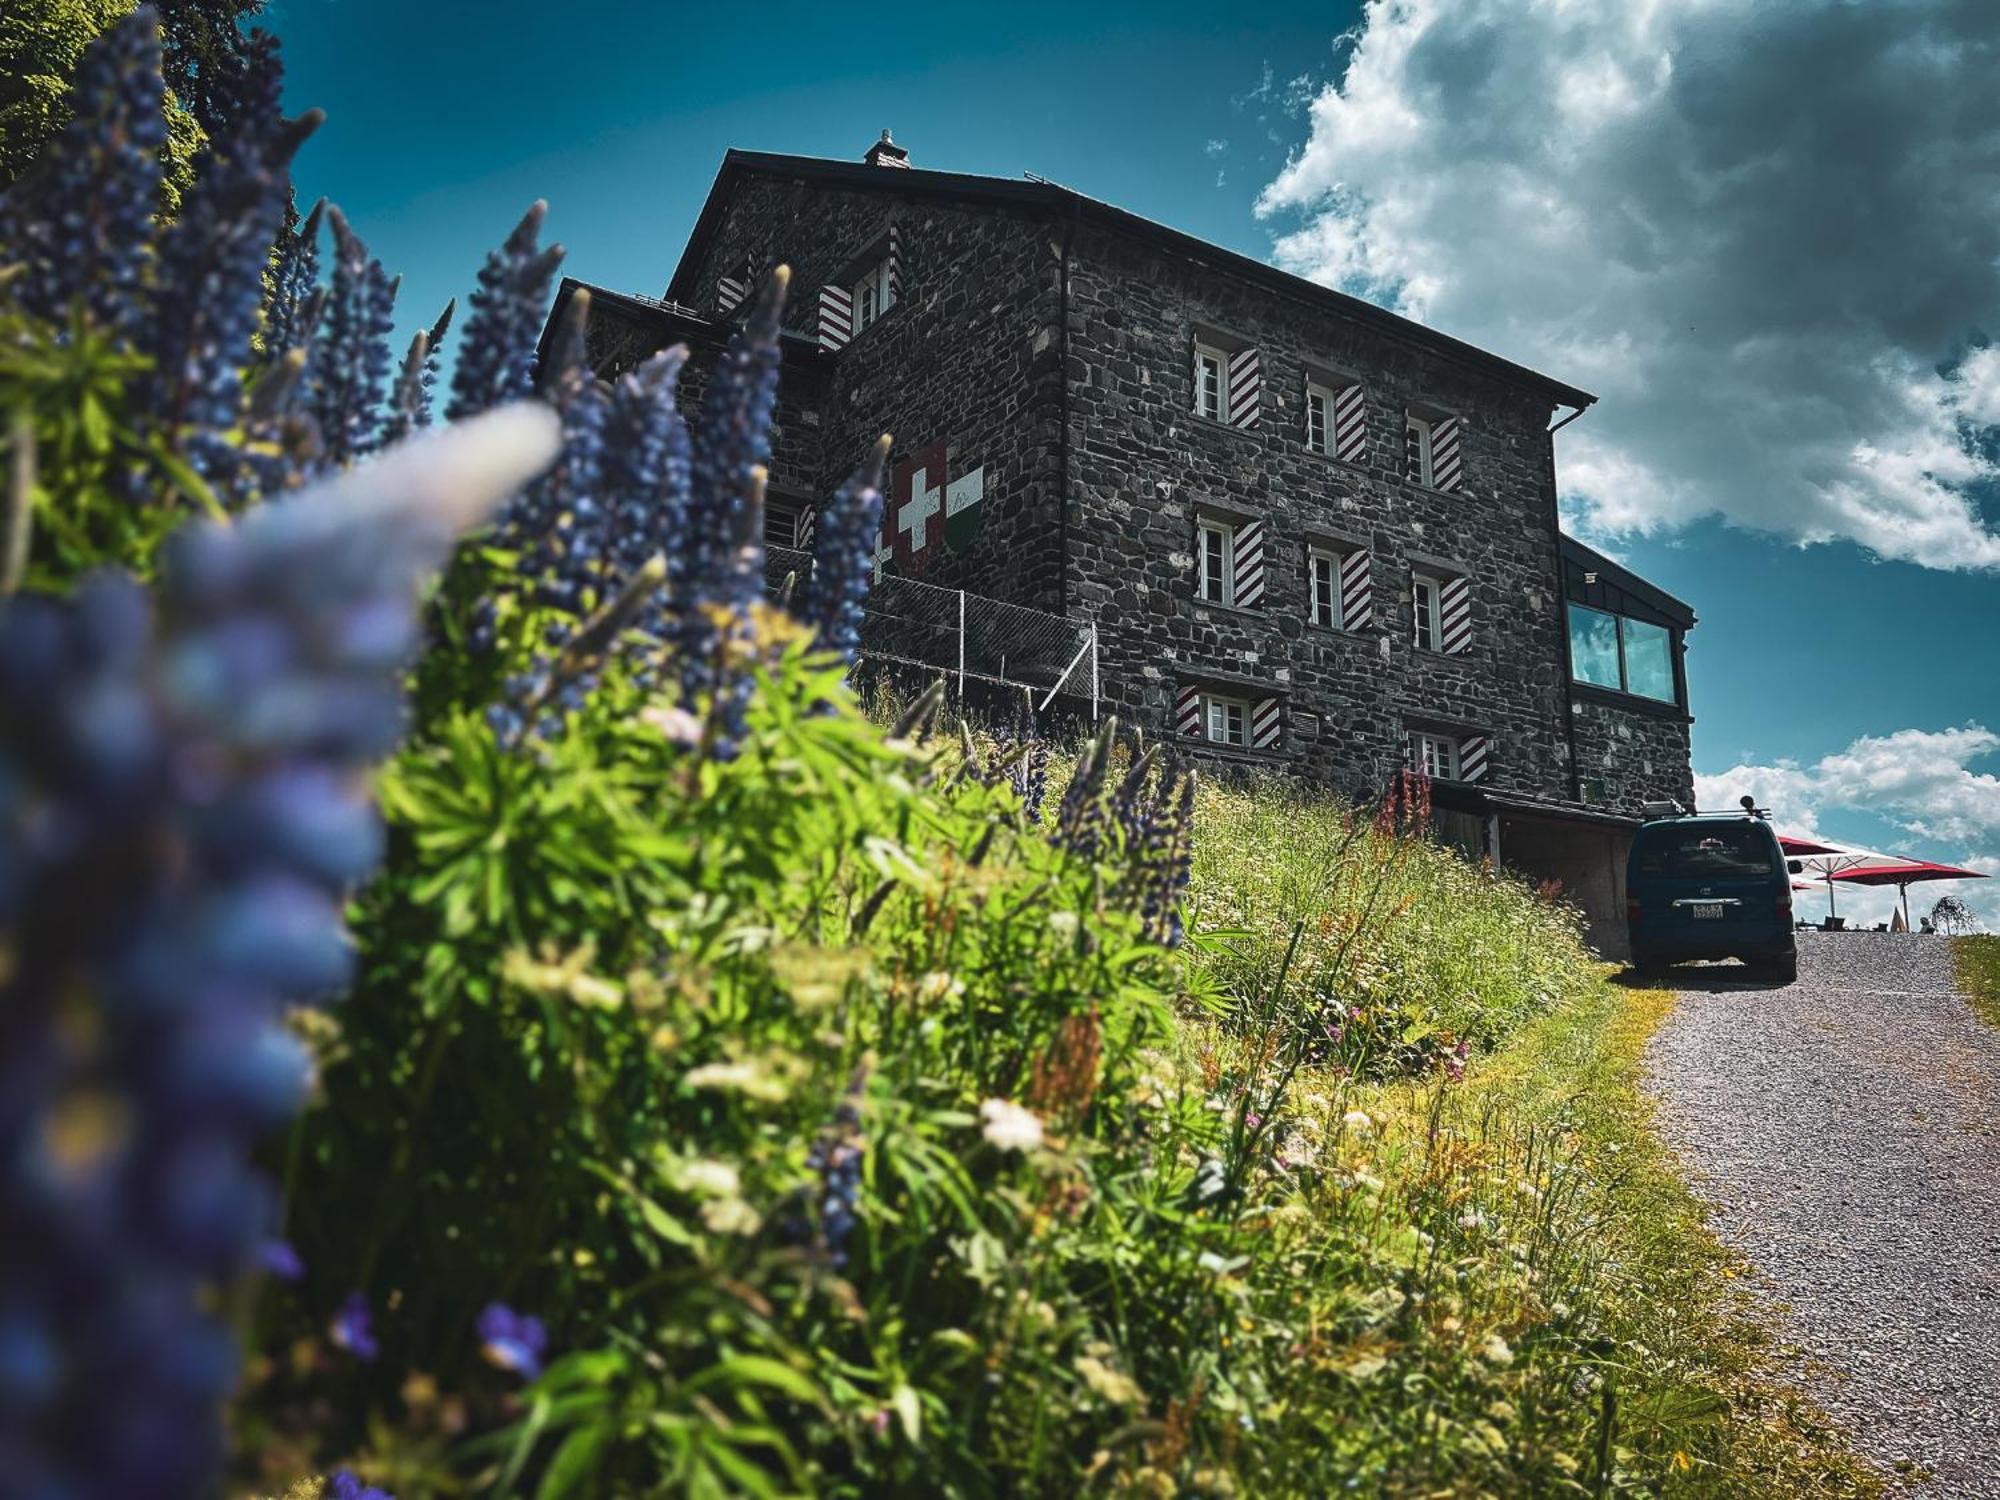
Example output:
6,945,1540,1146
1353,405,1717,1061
1787,859,1803,874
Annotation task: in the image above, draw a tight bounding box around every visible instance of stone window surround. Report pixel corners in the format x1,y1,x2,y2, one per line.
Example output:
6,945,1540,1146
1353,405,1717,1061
1405,549,1471,658
828,222,903,346
1402,714,1488,781
1296,359,1371,471
1184,319,1259,434
1173,667,1290,763
1302,525,1371,637
1401,399,1461,497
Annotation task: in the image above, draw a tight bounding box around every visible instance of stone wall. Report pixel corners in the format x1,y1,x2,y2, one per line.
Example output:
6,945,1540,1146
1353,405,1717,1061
1571,697,1697,816
1059,220,1576,804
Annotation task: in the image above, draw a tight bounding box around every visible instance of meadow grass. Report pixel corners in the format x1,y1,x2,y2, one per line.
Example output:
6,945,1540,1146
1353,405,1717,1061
1953,935,2000,1028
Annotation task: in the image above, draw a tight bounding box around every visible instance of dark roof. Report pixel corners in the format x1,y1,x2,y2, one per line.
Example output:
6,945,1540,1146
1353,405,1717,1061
1560,534,1697,627
664,149,1597,411
538,278,831,370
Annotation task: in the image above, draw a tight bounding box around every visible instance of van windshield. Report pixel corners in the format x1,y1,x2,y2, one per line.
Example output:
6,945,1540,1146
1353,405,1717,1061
1635,824,1776,878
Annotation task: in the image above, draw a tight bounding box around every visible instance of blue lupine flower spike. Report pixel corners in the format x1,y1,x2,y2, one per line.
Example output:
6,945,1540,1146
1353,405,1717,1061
0,407,559,1497
309,206,399,468
447,202,564,422
263,197,325,364
329,1469,396,1500
381,329,431,447
0,8,166,340
801,434,891,669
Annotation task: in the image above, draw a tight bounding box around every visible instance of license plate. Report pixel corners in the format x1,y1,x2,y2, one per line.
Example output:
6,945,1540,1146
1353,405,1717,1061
1691,902,1724,919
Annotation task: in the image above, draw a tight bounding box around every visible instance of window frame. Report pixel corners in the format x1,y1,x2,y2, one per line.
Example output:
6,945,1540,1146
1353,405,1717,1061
1193,341,1227,422
1197,519,1236,606
1205,693,1249,748
1304,381,1333,455
1405,411,1435,488
764,495,809,551
1308,546,1341,629
1411,572,1443,652
1566,603,1681,706
851,256,894,335
1413,730,1460,782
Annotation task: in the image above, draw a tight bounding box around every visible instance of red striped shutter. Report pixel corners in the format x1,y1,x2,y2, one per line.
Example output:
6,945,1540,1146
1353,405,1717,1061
887,224,903,307
1251,696,1282,751
1430,416,1462,492
817,284,853,351
1226,347,1262,429
1333,382,1367,464
1232,519,1265,608
717,258,750,315
1439,574,1472,654
1176,682,1204,738
1340,548,1374,631
1459,734,1489,783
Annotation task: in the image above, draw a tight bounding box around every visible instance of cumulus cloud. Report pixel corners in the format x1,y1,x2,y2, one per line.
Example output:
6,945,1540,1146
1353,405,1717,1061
1255,0,2000,571
1696,725,2000,927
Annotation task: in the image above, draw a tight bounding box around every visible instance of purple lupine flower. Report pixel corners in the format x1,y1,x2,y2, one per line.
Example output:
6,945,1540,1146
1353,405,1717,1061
600,347,692,635
799,438,889,669
1138,769,1197,948
255,1239,305,1281
676,269,787,750
0,8,166,341
328,1292,378,1362
446,202,565,422
308,206,399,468
0,408,559,1495
476,1302,549,1380
382,301,454,448
329,1467,396,1500
1054,719,1118,857
786,1060,869,1270
140,29,320,498
262,198,325,364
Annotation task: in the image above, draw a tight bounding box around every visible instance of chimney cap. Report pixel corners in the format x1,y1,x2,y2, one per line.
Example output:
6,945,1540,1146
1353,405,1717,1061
863,129,910,168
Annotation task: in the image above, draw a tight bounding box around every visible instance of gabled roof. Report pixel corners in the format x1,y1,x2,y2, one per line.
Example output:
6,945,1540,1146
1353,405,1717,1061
537,277,831,371
665,149,1597,412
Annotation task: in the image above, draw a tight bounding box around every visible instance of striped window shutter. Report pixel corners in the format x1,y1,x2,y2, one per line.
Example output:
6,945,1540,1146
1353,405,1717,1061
817,283,854,351
887,224,903,306
1459,734,1490,783
1176,683,1204,738
1226,347,1262,429
1333,382,1367,464
1251,696,1282,751
1430,416,1463,492
1231,518,1265,607
1339,548,1374,631
1405,416,1424,482
794,506,817,550
717,257,751,315
1439,574,1472,654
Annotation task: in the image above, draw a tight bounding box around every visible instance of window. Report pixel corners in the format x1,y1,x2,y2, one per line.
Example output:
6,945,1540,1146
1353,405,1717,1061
1634,825,1776,878
1412,574,1442,652
852,256,895,334
1413,731,1459,781
1198,520,1234,605
1567,605,1678,703
1193,342,1225,421
1405,412,1434,488
1305,383,1331,455
1309,548,1340,628
765,497,810,550
1206,695,1248,747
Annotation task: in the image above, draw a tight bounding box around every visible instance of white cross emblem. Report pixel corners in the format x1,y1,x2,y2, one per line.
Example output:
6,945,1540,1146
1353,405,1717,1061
897,465,942,553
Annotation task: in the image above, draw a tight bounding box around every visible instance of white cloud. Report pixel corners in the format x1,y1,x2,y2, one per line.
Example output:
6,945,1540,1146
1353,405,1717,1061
1255,0,2000,571
1696,725,2000,929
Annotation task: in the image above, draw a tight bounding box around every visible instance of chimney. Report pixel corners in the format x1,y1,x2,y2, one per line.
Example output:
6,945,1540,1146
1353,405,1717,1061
863,129,910,169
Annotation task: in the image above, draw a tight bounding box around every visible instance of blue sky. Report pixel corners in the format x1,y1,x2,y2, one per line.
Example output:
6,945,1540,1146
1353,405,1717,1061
267,0,2000,922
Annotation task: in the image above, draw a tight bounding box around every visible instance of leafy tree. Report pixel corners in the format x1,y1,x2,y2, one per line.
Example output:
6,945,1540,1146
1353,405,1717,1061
1930,894,1978,935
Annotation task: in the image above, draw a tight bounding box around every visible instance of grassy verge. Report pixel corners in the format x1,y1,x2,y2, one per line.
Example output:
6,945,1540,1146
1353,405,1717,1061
1953,935,2000,1028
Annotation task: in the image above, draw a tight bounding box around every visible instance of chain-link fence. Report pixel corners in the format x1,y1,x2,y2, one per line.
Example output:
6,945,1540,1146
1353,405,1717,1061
765,547,1097,715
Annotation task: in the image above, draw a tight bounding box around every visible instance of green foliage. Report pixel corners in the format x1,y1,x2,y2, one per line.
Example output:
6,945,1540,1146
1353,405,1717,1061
1954,934,2000,1028
0,0,204,208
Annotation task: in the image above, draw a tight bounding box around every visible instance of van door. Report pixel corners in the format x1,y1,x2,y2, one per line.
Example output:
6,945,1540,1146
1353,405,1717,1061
1633,824,1783,947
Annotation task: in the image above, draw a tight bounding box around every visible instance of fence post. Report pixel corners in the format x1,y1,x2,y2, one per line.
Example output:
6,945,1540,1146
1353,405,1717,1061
1090,623,1099,722
956,589,967,698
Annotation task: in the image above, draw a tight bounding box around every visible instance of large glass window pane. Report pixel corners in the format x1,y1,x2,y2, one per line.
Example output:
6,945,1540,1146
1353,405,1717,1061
1622,618,1675,702
1568,605,1622,689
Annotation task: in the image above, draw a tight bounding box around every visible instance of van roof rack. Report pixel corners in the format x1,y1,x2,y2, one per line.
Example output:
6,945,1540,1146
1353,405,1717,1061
1639,799,1685,819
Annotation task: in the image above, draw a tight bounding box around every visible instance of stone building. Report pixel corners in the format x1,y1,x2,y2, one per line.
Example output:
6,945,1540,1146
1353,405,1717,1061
556,134,1699,952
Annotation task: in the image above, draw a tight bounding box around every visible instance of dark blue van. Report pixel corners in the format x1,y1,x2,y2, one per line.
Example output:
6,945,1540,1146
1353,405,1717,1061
1627,807,1798,981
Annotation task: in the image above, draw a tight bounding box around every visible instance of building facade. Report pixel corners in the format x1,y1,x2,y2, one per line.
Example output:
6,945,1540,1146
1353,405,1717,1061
561,136,1699,952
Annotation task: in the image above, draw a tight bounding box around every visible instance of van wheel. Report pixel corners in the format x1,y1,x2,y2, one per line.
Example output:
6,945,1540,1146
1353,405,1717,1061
1762,951,1798,984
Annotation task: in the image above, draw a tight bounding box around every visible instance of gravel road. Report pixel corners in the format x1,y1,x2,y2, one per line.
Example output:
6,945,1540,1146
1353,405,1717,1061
1647,932,2000,1498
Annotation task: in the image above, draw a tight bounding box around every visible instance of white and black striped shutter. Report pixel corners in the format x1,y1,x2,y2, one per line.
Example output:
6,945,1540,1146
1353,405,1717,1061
1251,696,1282,751
1226,347,1262,429
717,259,750,316
1439,574,1473,654
1176,683,1204,738
817,283,853,352
1430,416,1463,492
1405,415,1424,482
1333,382,1367,464
887,223,903,307
1340,548,1374,631
1459,735,1490,783
1231,518,1265,607
794,506,817,550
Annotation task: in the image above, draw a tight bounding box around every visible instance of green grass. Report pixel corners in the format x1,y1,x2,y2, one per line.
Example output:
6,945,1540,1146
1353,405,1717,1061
1953,935,2000,1028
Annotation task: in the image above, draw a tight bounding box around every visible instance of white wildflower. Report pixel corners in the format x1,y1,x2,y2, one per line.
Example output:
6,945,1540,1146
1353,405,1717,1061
1342,1108,1374,1135
980,1098,1045,1152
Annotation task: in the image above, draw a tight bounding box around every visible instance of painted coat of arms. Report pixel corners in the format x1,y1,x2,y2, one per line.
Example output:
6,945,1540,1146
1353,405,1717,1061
886,440,984,576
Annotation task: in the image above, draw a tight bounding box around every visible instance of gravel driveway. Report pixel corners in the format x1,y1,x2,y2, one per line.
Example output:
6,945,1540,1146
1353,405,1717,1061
1647,932,2000,1498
